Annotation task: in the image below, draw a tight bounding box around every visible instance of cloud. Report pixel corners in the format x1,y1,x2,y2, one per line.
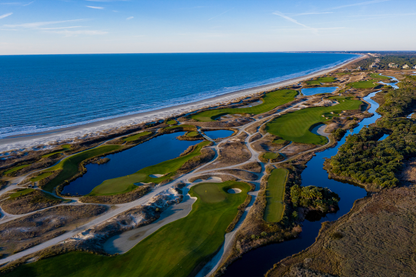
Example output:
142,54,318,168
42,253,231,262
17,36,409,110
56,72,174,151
0,13,13,19
45,30,108,36
126,16,134,20
86,6,104,10
4,19,85,29
327,0,390,10
1,1,34,6
273,11,317,33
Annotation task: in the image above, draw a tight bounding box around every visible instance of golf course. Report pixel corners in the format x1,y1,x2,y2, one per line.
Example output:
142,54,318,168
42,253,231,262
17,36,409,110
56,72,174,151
265,97,362,144
264,168,288,222
3,181,250,277
191,89,298,122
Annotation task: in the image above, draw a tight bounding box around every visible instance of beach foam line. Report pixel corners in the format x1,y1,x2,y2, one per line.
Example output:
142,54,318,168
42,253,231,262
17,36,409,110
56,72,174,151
0,54,363,153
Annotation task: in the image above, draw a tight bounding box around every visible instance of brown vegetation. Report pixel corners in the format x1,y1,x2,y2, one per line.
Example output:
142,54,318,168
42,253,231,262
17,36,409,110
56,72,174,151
80,185,151,204
235,162,262,173
1,190,62,215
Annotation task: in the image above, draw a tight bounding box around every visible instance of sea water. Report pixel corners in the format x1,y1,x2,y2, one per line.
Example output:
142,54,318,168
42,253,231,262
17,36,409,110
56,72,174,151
0,53,358,139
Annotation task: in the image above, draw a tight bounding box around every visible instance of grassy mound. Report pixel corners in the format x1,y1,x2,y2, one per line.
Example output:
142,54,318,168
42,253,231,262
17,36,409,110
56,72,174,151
191,89,298,122
263,152,279,160
265,97,362,145
3,164,30,176
186,131,200,137
89,141,211,196
4,181,250,277
42,145,123,192
264,168,288,222
123,131,152,142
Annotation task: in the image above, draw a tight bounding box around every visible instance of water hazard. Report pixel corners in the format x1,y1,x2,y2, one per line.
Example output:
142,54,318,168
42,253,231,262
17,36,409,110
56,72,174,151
205,130,234,140
62,132,200,195
221,91,384,276
301,86,338,95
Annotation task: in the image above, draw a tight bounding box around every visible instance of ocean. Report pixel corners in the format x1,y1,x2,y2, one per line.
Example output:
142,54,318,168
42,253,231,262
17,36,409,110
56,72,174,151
0,53,358,139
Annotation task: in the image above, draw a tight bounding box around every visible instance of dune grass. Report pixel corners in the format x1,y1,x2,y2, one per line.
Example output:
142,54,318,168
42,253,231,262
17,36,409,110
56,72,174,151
264,168,288,222
42,145,123,192
89,141,211,196
164,124,196,131
123,131,152,142
4,181,250,277
3,164,30,176
349,80,377,89
266,97,362,145
191,89,298,122
306,77,336,85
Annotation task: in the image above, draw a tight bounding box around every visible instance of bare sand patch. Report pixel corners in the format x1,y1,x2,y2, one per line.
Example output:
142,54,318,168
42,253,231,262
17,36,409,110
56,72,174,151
227,188,242,194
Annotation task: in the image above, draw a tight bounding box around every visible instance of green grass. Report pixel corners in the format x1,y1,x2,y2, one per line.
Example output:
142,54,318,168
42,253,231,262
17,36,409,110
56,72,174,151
166,120,177,125
306,77,336,85
266,97,362,145
349,80,377,89
336,72,351,76
191,89,298,122
9,188,34,200
263,152,279,160
30,172,54,183
61,144,72,150
3,164,30,176
164,124,196,130
4,181,250,277
123,131,152,142
369,73,390,80
273,139,288,145
42,145,123,192
89,141,211,196
42,151,64,159
264,168,288,222
186,131,200,137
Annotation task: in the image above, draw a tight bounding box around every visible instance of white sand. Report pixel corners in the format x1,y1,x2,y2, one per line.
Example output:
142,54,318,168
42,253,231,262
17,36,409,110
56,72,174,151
0,55,363,153
227,188,242,194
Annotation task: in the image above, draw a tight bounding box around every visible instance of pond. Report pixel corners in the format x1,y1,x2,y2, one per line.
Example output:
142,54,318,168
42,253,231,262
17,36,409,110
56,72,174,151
301,86,338,96
221,91,381,277
205,130,234,140
379,75,399,90
379,134,389,141
62,132,200,195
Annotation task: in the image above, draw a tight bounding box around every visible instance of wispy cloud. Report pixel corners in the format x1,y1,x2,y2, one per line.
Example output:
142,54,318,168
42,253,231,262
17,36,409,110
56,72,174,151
0,13,13,20
208,8,233,21
86,6,104,10
273,11,318,33
1,1,34,6
4,19,85,29
126,16,134,20
327,0,390,10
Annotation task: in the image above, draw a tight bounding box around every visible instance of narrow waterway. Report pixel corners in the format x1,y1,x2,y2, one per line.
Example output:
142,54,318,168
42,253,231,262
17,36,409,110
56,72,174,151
221,90,384,277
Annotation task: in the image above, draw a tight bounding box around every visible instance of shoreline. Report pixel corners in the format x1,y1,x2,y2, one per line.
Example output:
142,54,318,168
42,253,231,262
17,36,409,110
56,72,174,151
0,54,363,152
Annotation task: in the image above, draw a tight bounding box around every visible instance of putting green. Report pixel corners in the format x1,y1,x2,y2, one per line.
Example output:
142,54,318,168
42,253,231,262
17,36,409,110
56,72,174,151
264,168,288,222
266,97,362,145
349,80,377,89
263,152,279,160
4,181,250,277
89,141,211,196
191,89,298,122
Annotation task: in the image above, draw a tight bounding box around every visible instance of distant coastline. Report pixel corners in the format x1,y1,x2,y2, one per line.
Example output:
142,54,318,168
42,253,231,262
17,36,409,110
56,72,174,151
0,54,363,152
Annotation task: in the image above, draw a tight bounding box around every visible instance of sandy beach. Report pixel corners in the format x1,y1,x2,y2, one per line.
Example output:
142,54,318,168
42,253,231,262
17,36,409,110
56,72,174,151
0,54,363,153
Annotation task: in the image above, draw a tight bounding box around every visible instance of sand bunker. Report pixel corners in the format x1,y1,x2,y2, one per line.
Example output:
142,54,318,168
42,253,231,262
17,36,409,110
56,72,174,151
149,174,164,178
227,188,242,194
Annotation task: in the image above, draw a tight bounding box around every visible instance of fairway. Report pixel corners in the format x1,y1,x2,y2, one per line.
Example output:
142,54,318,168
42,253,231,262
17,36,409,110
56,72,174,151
266,97,362,144
4,181,250,277
123,131,152,142
191,89,298,122
42,145,123,192
369,73,390,80
3,164,30,176
89,141,211,195
349,80,377,89
264,168,288,222
306,77,336,85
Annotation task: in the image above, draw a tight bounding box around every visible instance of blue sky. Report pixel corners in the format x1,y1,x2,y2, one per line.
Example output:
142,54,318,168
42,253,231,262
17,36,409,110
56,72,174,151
0,0,415,54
